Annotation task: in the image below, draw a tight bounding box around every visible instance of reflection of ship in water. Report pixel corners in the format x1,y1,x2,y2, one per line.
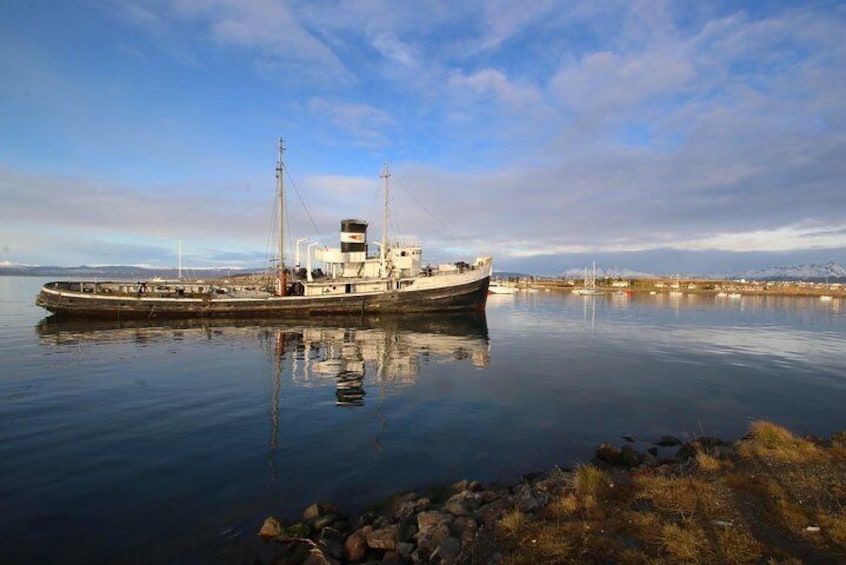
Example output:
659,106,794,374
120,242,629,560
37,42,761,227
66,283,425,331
37,313,490,478
36,313,491,409
263,313,490,407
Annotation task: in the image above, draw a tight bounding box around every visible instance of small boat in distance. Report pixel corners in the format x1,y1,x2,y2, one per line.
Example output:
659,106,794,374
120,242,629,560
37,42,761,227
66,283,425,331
488,280,515,295
36,139,492,320
573,262,603,296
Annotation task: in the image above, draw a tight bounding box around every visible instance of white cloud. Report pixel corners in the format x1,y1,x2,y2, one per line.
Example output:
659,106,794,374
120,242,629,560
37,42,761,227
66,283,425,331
307,98,396,148
448,68,543,107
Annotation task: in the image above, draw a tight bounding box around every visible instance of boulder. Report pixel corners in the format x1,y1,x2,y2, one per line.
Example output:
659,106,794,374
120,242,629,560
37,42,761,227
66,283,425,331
312,513,342,532
380,550,404,563
431,536,461,564
396,541,415,560
593,443,644,468
303,502,343,522
394,497,430,521
655,435,683,447
452,516,479,544
416,522,452,555
417,510,452,530
318,527,345,561
363,524,401,550
474,498,512,526
302,547,334,565
534,466,568,493
444,491,481,516
513,482,548,513
344,529,368,562
258,516,283,538
675,437,728,462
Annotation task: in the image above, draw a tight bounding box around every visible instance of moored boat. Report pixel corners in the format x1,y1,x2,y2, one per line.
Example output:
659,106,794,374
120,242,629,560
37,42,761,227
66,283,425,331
36,140,492,320
573,262,603,295
488,280,515,295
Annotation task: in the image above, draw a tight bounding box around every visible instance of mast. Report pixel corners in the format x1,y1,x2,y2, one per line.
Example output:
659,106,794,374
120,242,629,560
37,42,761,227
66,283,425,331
276,138,286,293
380,161,390,278
177,237,183,280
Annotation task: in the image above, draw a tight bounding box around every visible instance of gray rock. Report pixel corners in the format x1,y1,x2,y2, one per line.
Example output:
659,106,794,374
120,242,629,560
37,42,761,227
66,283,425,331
416,510,452,530
396,541,415,560
513,482,548,513
303,502,342,522
477,489,501,504
380,550,404,564
394,498,430,522
431,536,461,564
534,466,568,493
416,522,452,555
655,435,683,447
675,437,728,462
364,524,401,550
452,516,478,544
444,491,481,516
619,445,645,468
313,513,341,531
318,527,345,561
593,443,643,468
303,547,334,565
474,498,512,526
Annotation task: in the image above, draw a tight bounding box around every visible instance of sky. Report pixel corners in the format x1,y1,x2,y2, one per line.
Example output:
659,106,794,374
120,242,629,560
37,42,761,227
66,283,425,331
1,0,845,276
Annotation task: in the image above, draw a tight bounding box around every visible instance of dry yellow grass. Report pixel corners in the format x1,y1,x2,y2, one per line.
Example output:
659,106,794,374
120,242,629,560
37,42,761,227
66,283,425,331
488,421,846,564
738,420,821,462
694,450,725,472
572,464,611,499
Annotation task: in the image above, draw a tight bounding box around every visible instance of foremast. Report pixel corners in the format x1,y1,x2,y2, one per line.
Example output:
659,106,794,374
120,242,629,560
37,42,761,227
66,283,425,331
276,138,287,295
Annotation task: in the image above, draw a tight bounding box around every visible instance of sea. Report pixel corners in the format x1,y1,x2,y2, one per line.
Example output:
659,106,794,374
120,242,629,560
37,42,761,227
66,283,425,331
2,276,845,563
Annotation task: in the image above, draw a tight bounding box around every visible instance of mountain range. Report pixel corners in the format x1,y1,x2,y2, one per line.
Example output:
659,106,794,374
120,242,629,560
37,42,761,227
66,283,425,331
3,261,845,281
723,261,846,281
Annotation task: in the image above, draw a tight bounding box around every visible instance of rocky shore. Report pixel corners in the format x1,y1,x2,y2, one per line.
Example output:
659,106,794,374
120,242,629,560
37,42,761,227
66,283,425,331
252,422,846,564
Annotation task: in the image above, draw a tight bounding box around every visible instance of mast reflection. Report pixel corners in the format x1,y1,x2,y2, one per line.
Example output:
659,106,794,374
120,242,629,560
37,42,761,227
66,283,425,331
36,313,490,484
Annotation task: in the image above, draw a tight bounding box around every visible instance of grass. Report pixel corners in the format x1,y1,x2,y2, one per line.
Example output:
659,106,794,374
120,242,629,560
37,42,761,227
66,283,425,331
488,421,846,564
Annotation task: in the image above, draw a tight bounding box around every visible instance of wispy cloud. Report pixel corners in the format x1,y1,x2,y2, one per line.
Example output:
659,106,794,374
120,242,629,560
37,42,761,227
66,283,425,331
2,1,845,272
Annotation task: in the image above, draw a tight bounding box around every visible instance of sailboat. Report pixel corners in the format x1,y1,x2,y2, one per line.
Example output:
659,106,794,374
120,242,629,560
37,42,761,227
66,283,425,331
35,139,492,320
573,262,603,295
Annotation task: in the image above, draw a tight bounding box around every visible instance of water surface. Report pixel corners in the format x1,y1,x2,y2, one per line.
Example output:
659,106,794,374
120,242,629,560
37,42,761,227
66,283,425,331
2,277,845,563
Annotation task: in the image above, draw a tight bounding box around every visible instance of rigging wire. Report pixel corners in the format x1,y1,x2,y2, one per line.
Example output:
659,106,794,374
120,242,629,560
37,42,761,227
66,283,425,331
284,166,328,250
394,175,461,248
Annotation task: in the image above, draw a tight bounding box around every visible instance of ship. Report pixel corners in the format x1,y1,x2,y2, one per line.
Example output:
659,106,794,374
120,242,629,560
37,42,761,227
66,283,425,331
35,139,492,320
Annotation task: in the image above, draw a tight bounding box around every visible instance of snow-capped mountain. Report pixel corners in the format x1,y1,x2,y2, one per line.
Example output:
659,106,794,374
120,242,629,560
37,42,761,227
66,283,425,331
727,262,846,280
559,266,656,279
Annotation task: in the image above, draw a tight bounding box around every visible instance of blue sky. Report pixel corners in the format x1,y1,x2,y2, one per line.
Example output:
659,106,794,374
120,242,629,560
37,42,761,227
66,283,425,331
2,0,845,275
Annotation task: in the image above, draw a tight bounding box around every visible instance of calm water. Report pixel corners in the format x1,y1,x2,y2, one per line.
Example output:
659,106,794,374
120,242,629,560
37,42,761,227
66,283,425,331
2,276,846,563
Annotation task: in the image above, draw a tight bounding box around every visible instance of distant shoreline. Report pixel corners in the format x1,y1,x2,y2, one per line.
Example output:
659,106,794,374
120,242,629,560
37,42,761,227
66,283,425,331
507,278,846,298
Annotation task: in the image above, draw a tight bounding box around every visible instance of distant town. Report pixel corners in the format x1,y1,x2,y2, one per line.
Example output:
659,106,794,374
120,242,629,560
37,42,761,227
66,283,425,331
4,261,845,299
499,274,846,298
